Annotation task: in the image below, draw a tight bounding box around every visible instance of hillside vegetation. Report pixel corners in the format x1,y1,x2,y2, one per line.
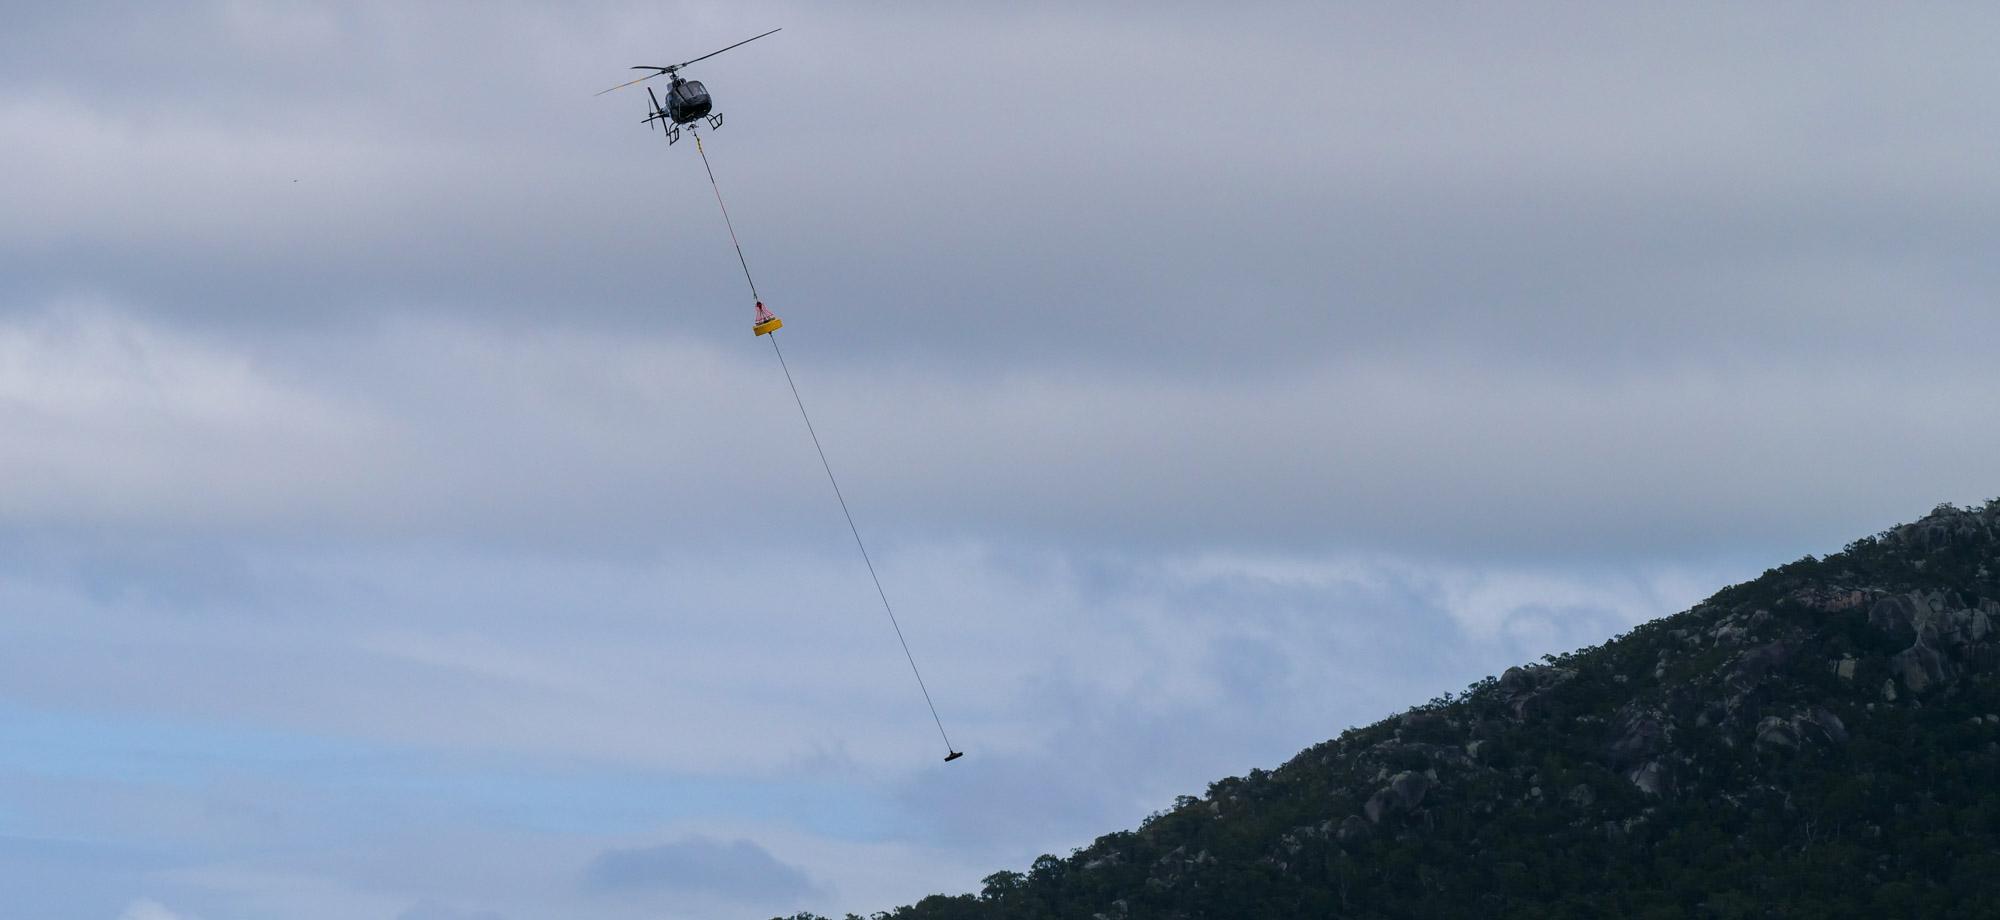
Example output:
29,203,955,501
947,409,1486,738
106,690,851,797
783,501,2000,919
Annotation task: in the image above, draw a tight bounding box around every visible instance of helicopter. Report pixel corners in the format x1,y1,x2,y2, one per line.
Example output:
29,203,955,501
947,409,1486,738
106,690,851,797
595,28,781,145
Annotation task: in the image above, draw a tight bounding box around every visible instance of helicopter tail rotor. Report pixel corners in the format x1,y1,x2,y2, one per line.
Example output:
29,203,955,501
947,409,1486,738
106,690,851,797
645,86,666,125
643,87,682,144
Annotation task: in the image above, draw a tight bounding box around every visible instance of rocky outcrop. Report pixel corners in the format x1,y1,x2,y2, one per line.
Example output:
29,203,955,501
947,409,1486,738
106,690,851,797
1608,702,1668,768
1497,664,1576,718
1891,642,1951,693
1626,760,1671,797
1364,771,1432,824
1753,708,1847,752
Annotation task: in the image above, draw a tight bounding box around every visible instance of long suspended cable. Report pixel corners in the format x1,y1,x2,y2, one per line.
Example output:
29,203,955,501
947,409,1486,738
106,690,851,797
694,133,759,302
690,129,961,761
767,333,958,759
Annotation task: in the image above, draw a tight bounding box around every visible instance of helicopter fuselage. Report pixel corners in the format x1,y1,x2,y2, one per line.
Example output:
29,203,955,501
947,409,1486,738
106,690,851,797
664,78,712,124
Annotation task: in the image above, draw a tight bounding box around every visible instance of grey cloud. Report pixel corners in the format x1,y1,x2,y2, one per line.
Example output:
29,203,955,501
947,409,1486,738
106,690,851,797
7,2,2000,378
7,2,2000,564
3,305,1991,562
582,836,819,904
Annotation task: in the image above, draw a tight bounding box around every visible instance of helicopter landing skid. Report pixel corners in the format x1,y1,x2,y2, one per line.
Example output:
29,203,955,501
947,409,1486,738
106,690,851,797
664,113,723,146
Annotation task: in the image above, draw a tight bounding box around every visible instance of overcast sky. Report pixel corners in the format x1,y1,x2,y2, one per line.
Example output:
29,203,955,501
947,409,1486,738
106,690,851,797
4,2,1998,919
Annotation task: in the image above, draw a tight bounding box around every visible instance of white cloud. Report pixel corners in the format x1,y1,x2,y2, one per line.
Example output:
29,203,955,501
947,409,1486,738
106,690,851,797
0,304,384,527
117,900,196,920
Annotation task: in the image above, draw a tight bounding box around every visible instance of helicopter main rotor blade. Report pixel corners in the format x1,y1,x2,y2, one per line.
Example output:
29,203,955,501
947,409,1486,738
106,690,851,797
595,28,776,96
594,68,671,97
675,27,780,70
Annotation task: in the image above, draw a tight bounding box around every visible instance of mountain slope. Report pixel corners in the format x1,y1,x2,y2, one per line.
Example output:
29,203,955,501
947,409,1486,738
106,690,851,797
785,501,2000,920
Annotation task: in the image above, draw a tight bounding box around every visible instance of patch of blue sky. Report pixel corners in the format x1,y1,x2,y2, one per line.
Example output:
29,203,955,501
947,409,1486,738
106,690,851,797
0,702,902,841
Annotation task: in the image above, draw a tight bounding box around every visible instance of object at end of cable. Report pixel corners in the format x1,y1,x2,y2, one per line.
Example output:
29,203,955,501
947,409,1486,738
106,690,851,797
944,750,964,762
